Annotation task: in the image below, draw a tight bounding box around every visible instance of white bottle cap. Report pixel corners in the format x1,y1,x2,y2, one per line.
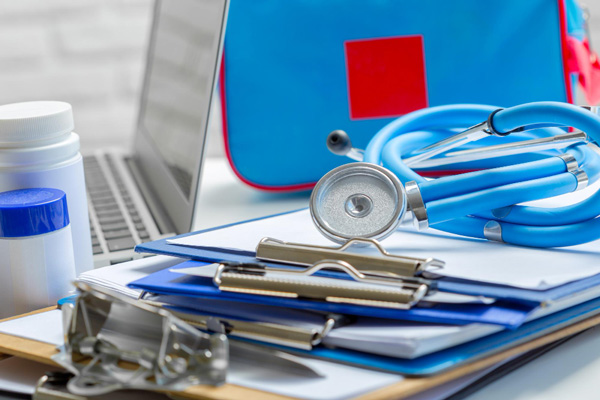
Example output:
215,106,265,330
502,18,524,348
0,101,74,144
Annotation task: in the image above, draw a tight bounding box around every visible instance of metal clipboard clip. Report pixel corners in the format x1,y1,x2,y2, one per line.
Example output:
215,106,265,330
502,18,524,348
213,260,430,310
153,304,344,351
52,281,229,396
141,290,350,351
256,237,444,277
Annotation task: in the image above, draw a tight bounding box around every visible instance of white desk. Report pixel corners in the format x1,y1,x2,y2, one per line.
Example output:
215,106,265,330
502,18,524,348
193,156,600,400
466,326,600,400
192,156,310,231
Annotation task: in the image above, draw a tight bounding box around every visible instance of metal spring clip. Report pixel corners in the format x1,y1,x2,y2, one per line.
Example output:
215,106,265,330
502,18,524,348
213,260,430,310
53,281,228,396
256,237,444,277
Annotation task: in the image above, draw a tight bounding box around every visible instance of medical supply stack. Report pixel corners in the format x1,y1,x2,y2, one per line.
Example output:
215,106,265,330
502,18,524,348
102,195,600,377
64,99,600,397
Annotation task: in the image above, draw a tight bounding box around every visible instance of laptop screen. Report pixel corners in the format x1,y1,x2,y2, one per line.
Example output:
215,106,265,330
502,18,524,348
133,0,228,233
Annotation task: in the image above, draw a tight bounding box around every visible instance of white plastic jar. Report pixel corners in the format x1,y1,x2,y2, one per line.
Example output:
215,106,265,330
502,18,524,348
0,188,77,318
0,101,92,274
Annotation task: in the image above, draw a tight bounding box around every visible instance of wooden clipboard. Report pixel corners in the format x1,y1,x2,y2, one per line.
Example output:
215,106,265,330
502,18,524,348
2,306,600,400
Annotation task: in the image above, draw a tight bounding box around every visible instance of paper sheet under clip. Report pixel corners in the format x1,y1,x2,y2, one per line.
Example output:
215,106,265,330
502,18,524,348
52,281,228,396
255,237,444,277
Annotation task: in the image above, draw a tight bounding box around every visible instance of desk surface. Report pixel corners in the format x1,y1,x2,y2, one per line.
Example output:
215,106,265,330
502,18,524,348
193,156,600,400
192,157,310,231
465,325,600,400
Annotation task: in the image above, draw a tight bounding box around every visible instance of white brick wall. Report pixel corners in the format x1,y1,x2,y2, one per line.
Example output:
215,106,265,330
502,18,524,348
0,1,598,158
0,0,159,153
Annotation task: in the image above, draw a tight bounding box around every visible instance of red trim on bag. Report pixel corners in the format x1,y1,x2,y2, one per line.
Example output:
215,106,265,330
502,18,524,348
558,0,574,104
219,55,316,192
565,37,600,104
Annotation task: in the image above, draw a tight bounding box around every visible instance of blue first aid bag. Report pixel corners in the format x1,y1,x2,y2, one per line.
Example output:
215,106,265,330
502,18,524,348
220,0,595,191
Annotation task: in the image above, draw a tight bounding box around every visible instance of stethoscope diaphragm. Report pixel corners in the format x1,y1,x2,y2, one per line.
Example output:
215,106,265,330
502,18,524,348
309,162,406,244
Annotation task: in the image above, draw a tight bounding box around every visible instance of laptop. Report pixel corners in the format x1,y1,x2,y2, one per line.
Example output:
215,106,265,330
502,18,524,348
84,0,229,267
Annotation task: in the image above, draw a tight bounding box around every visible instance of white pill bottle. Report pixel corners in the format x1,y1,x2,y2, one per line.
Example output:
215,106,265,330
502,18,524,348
0,188,77,318
0,101,92,274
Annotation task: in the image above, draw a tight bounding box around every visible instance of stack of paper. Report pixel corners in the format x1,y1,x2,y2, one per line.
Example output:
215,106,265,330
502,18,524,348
122,207,600,376
78,259,501,359
77,255,180,298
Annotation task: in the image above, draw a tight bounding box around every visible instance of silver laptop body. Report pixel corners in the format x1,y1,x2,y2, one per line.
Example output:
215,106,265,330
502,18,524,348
85,0,229,267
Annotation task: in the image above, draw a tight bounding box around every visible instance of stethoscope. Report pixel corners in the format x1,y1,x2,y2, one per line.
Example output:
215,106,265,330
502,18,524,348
309,101,600,248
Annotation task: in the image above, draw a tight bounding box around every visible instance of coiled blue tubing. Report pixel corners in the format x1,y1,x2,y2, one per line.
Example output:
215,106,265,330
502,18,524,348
363,102,600,247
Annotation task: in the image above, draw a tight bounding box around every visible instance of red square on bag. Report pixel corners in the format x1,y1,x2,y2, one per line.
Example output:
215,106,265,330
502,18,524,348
345,35,428,119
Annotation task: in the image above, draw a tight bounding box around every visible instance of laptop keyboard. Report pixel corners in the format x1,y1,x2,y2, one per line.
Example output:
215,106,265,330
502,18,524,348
84,155,149,257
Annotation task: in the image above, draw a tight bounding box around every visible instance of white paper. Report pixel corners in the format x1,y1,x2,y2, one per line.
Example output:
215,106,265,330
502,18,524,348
0,309,63,346
228,356,402,400
77,255,182,298
169,208,600,289
328,322,500,359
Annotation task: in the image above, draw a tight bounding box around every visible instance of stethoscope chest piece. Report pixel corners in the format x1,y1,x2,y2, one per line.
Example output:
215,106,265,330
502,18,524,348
310,162,406,243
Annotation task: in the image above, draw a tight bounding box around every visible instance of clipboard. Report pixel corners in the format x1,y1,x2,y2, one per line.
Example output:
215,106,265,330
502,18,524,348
135,211,600,308
1,306,600,400
129,268,600,375
129,261,536,328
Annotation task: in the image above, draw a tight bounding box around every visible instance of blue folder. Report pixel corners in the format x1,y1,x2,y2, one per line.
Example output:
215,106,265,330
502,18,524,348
130,212,600,375
267,294,600,376
129,261,535,328
135,212,600,308
130,265,600,375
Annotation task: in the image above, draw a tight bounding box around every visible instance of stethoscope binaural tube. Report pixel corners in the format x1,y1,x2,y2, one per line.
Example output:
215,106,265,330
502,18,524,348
310,101,600,247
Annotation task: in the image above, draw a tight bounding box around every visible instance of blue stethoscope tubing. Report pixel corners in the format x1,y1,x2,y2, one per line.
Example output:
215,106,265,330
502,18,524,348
363,101,600,247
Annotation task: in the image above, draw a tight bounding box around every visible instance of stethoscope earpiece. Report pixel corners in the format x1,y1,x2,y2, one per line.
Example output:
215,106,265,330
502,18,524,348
326,130,353,156
326,130,364,161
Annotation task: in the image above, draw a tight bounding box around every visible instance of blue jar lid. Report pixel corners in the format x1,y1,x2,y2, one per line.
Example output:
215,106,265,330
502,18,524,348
0,188,70,238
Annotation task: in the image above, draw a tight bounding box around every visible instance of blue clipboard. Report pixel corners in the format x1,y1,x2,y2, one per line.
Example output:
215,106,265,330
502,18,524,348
129,261,535,328
266,294,600,376
131,266,600,375
135,211,600,307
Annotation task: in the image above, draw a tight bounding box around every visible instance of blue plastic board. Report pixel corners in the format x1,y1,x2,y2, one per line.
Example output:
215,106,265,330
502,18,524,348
279,293,600,375
135,211,600,307
128,261,535,328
